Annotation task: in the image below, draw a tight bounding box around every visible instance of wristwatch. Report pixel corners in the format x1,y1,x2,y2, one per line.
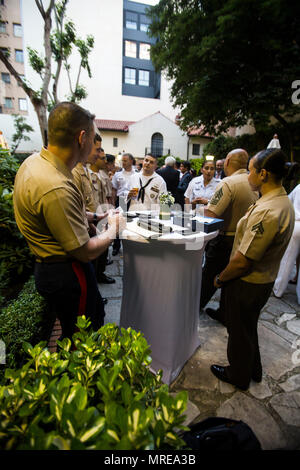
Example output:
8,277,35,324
93,213,98,224
215,274,224,287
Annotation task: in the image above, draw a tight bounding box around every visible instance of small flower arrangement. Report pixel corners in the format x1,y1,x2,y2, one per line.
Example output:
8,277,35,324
159,191,175,207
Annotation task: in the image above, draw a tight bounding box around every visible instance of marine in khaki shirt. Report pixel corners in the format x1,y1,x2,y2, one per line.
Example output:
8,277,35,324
13,148,90,260
207,169,258,235
231,186,295,283
72,162,96,212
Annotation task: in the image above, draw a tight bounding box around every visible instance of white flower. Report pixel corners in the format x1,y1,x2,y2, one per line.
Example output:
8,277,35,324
159,192,175,206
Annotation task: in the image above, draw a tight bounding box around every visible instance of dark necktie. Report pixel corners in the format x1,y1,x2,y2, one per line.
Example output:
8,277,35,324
137,177,154,203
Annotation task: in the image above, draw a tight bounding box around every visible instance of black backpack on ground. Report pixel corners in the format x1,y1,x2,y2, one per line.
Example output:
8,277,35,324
182,417,262,451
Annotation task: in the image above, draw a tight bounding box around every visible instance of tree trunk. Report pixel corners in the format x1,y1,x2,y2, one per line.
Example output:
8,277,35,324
273,112,294,162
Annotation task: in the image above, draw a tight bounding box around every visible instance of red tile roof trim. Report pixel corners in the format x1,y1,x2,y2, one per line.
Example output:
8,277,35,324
95,119,135,132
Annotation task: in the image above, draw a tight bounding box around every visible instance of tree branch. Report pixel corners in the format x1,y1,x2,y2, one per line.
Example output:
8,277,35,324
0,50,38,103
35,0,45,19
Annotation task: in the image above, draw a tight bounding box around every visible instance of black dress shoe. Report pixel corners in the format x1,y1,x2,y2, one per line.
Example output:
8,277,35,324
102,297,108,305
205,308,226,326
106,259,113,266
210,364,248,391
98,274,116,284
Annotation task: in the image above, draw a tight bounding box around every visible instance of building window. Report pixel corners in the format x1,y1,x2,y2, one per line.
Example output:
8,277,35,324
125,40,136,58
151,133,164,157
13,23,22,37
113,137,118,148
0,21,6,33
139,43,151,60
192,144,200,156
18,98,27,111
15,49,24,63
0,47,10,58
4,97,13,109
124,67,136,85
139,70,150,87
1,72,10,84
125,11,138,30
140,14,151,32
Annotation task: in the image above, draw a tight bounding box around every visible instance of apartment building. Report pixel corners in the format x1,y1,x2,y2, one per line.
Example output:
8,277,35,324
0,0,213,158
0,0,28,117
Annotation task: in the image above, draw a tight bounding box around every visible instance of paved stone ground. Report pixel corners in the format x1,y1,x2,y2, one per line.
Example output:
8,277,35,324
101,247,300,451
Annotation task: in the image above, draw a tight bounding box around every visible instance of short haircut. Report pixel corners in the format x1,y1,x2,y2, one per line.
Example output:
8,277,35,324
123,152,134,161
165,156,176,166
48,101,95,148
181,160,191,170
94,133,102,143
145,153,157,160
106,154,115,163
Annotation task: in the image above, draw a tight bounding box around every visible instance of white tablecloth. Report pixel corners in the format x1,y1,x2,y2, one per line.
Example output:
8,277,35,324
119,219,218,384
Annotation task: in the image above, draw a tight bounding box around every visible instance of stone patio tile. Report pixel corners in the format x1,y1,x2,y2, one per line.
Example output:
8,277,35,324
279,374,300,392
104,299,121,325
216,392,287,450
260,312,274,321
258,323,298,380
98,276,123,298
286,319,300,336
265,297,295,315
275,313,296,326
270,392,300,427
260,320,298,346
249,379,272,400
105,262,120,277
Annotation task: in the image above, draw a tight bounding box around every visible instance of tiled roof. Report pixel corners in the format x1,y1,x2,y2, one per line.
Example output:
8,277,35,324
95,119,135,132
187,125,214,138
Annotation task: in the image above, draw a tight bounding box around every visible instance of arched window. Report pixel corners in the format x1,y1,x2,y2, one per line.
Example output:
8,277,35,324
151,133,163,157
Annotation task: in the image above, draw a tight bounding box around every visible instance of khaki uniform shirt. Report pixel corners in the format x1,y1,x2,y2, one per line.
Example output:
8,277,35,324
72,163,96,212
13,148,90,260
232,187,295,283
88,167,107,212
99,169,113,199
207,169,258,235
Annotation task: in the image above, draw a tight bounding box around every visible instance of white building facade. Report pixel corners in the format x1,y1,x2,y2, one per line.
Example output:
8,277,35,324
0,0,213,159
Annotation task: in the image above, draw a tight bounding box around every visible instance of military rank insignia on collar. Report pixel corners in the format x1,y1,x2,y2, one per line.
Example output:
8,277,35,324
251,221,264,234
210,187,223,205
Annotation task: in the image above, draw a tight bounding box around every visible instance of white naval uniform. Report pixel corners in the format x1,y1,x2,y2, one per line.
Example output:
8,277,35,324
112,168,137,199
184,175,219,203
128,172,167,211
273,184,300,303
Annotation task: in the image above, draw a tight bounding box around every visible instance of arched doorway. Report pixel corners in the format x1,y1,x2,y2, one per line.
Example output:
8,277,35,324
151,132,163,157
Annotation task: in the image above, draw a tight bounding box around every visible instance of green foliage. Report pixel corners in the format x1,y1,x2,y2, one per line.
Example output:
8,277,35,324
11,115,34,155
0,277,46,378
27,47,45,76
189,158,204,176
203,135,237,161
148,0,300,153
0,149,33,303
0,317,188,450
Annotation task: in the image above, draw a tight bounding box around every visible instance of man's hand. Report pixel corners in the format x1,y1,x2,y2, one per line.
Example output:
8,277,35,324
107,212,126,237
192,197,209,205
127,188,139,199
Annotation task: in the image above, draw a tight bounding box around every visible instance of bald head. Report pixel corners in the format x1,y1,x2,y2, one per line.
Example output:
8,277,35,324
224,149,249,176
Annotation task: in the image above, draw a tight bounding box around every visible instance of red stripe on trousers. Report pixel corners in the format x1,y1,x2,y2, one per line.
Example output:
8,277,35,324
71,261,87,317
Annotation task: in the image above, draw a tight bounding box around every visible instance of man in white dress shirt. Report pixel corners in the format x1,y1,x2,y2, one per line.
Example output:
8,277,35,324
127,154,167,211
111,153,137,255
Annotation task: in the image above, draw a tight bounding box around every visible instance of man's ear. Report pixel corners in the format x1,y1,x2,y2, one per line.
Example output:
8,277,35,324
78,130,86,147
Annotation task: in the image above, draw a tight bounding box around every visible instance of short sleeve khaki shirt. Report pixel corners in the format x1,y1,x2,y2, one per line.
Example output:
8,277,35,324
99,169,113,199
72,163,96,212
88,167,107,209
232,187,295,283
207,170,258,234
13,148,90,260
